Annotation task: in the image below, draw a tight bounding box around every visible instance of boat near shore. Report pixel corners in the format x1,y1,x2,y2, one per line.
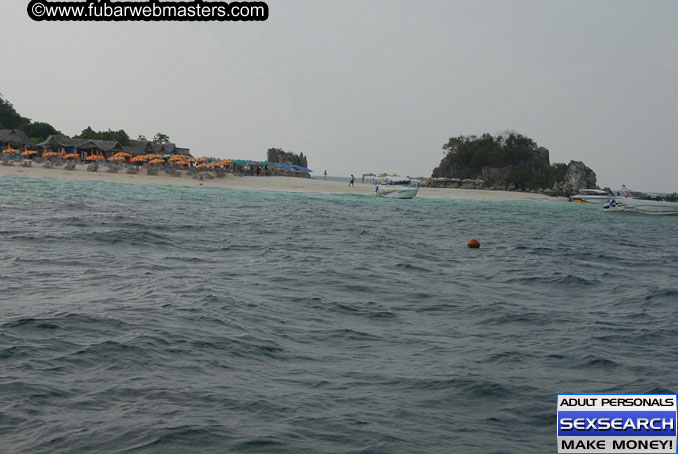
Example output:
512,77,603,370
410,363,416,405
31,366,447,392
568,189,615,203
603,197,678,215
375,177,419,199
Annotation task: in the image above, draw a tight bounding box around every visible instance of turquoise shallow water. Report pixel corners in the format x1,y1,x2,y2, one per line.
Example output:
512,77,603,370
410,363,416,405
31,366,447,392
1,176,677,453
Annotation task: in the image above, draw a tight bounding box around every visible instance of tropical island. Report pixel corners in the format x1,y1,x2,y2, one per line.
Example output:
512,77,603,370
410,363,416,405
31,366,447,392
430,132,598,197
2,93,600,201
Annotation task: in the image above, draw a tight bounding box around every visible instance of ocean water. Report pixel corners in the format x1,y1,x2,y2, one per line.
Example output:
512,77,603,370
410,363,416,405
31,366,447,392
1,176,677,454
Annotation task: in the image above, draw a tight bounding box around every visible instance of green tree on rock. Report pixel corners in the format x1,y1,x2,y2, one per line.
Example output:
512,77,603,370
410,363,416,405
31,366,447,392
432,131,568,190
153,132,170,144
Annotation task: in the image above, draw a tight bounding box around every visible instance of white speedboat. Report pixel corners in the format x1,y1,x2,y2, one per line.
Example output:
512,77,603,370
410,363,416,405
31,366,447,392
376,177,419,199
568,189,614,203
603,197,678,215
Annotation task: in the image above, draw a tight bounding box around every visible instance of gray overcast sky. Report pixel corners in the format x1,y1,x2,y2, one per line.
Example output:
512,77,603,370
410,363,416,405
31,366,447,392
2,0,677,191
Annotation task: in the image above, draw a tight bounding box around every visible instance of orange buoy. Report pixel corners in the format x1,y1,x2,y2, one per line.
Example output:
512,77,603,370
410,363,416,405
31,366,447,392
467,239,480,248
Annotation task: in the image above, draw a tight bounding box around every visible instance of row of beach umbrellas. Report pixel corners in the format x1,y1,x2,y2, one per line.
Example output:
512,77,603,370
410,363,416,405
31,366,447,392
2,147,313,172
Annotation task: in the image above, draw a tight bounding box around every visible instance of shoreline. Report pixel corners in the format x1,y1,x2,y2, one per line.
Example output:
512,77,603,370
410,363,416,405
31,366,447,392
0,165,564,202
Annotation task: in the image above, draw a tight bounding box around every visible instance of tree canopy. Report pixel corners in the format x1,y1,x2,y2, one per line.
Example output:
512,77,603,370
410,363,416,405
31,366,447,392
152,132,170,144
432,132,567,190
75,126,131,146
22,122,58,142
0,95,27,130
0,94,61,142
0,94,181,147
266,148,308,167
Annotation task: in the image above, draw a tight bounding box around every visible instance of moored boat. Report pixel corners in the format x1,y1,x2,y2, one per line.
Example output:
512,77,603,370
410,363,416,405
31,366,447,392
603,197,678,215
568,189,615,203
376,177,419,199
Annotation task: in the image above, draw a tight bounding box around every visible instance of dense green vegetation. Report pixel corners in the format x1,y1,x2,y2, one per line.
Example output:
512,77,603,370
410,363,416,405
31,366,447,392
152,132,170,144
75,126,131,146
432,132,568,190
2,94,171,147
0,94,61,143
267,148,308,167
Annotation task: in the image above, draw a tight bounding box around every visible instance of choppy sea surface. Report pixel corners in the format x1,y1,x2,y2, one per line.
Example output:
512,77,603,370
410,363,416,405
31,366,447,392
1,176,677,454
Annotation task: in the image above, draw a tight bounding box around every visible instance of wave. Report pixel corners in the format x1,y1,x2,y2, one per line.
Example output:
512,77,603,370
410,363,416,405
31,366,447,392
2,176,678,453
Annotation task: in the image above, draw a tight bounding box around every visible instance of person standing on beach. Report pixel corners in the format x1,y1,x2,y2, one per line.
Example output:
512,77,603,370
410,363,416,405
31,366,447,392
348,174,355,187
324,170,327,180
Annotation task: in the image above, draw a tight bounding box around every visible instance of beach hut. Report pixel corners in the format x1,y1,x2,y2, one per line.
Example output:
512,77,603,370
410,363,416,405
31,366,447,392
175,147,191,157
0,129,34,148
123,139,155,157
37,135,79,160
37,135,74,149
123,140,193,158
72,139,124,160
37,136,122,160
151,142,192,156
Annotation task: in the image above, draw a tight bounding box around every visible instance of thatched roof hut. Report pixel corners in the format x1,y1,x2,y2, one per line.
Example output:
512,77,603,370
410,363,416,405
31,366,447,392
37,135,124,158
0,129,34,147
123,139,155,156
126,140,191,157
73,139,124,155
37,135,76,148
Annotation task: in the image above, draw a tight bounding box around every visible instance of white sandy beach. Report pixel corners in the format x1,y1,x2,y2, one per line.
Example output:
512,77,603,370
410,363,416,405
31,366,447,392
0,165,563,202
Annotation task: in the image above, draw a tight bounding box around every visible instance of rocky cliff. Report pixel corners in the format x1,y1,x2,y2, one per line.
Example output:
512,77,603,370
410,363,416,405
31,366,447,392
546,161,597,196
